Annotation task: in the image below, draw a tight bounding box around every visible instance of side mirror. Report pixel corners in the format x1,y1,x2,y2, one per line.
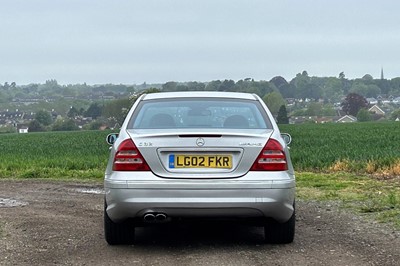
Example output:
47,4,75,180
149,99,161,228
281,133,292,145
106,133,119,145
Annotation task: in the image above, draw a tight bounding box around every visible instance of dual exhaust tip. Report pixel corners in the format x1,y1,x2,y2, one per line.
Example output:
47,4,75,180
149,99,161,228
143,213,167,223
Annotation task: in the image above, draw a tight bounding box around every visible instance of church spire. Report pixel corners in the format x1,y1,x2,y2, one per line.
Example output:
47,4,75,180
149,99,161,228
381,67,384,80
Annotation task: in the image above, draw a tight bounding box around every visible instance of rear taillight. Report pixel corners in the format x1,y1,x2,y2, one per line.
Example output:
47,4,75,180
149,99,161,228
113,139,150,171
250,139,288,171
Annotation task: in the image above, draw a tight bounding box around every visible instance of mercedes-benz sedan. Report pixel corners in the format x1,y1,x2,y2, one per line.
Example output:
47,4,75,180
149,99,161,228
104,91,295,245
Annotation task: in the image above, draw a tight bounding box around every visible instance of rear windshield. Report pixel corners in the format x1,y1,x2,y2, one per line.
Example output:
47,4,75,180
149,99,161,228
128,98,272,129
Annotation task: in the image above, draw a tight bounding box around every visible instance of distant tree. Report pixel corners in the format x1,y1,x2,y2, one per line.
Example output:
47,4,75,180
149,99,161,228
162,81,178,91
126,85,136,94
291,71,311,99
270,76,289,89
67,106,79,118
277,83,294,98
86,120,106,130
219,79,235,91
277,105,289,124
41,79,61,94
341,93,368,116
321,105,337,116
176,84,189,91
306,102,323,116
79,108,85,115
28,119,45,132
0,125,16,134
205,80,222,91
357,108,372,122
255,81,276,97
0,91,10,103
390,109,400,121
374,79,391,95
103,98,131,125
45,79,59,87
3,82,10,90
35,110,52,126
187,82,205,91
241,86,262,96
52,119,79,131
350,82,381,98
263,91,286,115
362,74,373,82
323,77,343,102
84,103,102,119
338,72,345,79
144,87,161,94
308,83,323,100
390,78,400,94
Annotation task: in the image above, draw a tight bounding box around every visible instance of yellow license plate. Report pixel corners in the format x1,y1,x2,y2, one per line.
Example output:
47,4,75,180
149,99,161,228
169,155,232,169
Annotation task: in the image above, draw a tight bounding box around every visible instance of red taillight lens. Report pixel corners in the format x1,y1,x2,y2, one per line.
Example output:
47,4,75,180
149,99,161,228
113,139,150,171
250,139,288,171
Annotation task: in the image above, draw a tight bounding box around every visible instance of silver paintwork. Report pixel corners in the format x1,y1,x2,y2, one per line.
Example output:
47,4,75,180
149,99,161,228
105,91,295,223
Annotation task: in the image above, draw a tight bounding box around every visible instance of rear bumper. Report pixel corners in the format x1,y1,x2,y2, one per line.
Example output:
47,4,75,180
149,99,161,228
105,177,295,223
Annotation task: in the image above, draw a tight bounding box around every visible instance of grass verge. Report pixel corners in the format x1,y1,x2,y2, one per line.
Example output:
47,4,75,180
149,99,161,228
297,172,400,228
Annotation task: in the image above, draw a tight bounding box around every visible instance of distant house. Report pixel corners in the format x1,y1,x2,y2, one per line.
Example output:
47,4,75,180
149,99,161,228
366,98,378,105
368,105,385,115
12,98,42,105
102,95,115,100
17,125,29,133
336,115,357,123
285,98,296,105
315,117,335,124
63,96,75,100
289,116,317,124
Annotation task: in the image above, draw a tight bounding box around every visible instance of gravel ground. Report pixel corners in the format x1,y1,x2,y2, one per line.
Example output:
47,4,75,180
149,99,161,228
1,179,399,266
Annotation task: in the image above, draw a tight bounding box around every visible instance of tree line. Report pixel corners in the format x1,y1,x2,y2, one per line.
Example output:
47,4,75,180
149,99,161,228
2,71,400,132
2,71,400,105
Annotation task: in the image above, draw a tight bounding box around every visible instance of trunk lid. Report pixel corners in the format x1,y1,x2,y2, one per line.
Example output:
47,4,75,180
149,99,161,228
127,129,273,179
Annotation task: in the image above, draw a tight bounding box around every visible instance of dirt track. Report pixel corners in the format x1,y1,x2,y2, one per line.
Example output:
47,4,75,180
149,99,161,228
1,179,400,266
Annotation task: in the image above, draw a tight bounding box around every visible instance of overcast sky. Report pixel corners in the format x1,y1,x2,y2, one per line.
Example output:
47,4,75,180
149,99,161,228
1,0,400,85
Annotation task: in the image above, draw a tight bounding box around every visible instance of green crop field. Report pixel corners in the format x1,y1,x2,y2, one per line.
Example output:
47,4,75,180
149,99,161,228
280,122,400,176
0,130,111,179
0,122,399,179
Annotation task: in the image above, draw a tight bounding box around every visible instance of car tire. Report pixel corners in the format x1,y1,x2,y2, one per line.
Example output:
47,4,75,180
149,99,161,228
104,201,135,245
264,204,295,244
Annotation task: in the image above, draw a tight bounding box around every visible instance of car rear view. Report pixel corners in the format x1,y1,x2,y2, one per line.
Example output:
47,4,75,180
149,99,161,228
104,91,295,245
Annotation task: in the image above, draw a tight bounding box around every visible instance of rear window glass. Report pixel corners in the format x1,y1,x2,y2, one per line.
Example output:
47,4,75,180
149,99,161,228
128,98,272,129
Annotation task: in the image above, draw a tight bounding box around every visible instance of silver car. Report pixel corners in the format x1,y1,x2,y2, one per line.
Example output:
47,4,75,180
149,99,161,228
104,91,295,245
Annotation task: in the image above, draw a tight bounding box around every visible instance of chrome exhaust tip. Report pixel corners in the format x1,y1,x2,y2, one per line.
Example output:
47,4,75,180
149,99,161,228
155,213,167,221
143,213,156,222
